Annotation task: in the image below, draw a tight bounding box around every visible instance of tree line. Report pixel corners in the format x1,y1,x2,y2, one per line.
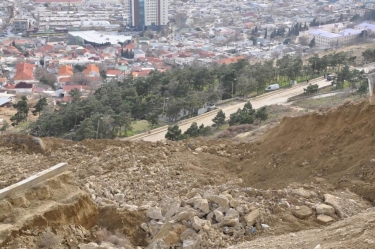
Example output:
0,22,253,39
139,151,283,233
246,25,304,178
26,51,361,140
164,102,268,141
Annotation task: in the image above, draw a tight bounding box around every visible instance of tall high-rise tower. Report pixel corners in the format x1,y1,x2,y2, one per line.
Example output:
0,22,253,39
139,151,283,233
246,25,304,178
130,0,168,30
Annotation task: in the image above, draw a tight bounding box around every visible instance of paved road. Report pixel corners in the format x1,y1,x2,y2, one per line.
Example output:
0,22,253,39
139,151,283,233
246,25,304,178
132,77,332,142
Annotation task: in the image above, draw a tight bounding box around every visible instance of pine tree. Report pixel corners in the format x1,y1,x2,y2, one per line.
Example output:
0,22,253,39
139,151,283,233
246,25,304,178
212,110,226,127
309,37,316,48
264,28,268,39
32,97,48,116
10,96,29,126
165,125,182,141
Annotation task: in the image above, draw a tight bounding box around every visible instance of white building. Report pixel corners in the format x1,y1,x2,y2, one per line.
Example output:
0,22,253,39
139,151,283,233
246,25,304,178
130,0,168,30
304,27,361,48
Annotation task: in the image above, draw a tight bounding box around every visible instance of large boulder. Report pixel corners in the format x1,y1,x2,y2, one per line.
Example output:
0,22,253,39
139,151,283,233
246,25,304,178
244,209,260,227
183,239,200,249
165,200,181,219
173,211,196,222
220,208,239,227
147,207,163,220
214,210,224,223
207,195,229,210
193,198,209,214
316,204,335,216
292,205,312,219
316,214,334,224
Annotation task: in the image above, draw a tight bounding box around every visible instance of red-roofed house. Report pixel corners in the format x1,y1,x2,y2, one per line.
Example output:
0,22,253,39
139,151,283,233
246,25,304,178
14,62,35,83
59,85,88,98
83,64,100,77
107,69,125,81
3,83,15,89
14,82,34,93
215,56,247,65
199,51,216,58
132,69,153,77
57,65,73,83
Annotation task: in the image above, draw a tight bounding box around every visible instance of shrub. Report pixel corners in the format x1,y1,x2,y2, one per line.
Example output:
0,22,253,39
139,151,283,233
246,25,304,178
96,228,131,247
217,124,254,138
38,232,60,248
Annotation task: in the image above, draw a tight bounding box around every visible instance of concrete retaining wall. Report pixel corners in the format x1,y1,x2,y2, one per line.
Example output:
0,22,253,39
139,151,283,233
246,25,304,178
0,162,68,200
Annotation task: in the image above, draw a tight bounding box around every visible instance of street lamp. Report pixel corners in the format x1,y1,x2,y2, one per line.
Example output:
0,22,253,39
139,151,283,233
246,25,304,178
163,97,169,115
232,78,236,103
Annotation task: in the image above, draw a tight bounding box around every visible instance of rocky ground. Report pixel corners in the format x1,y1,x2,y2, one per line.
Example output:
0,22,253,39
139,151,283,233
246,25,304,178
1,100,375,248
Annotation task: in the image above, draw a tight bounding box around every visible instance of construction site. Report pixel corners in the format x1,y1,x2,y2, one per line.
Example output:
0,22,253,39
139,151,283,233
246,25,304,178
1,73,375,248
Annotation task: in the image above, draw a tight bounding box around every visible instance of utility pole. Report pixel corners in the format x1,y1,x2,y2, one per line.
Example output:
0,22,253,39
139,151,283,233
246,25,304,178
96,117,103,139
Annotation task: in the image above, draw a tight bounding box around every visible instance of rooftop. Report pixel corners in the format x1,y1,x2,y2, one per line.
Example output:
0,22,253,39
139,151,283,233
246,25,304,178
68,31,132,45
307,29,341,38
356,22,375,31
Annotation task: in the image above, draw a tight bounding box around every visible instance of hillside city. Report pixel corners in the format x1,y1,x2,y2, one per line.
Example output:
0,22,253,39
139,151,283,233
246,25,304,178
2,0,375,248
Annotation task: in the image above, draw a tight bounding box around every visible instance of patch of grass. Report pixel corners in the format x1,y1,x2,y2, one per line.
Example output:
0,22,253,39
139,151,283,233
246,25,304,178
292,92,364,111
129,120,169,136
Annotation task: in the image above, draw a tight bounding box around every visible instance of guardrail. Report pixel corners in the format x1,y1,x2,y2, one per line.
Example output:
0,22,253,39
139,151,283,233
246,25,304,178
0,163,68,200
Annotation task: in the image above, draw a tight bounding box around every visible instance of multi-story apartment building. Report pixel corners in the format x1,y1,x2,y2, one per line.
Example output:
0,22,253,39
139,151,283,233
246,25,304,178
130,0,168,30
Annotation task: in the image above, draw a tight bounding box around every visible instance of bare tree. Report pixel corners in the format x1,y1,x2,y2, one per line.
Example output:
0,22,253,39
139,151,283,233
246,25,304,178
97,63,107,72
299,36,309,46
34,67,48,80
71,73,91,85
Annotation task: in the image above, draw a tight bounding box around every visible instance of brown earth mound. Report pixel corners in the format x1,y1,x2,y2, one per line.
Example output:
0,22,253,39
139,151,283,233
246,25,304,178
0,134,46,154
235,100,375,202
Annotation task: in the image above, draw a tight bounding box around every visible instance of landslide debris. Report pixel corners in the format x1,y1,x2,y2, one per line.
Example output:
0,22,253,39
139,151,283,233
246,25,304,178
1,100,375,248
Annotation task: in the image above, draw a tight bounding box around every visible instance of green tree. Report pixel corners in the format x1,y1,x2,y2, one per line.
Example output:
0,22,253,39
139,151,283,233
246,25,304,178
212,110,226,127
198,124,212,136
255,106,268,123
10,96,29,126
40,75,56,90
228,102,257,126
184,122,199,137
165,125,182,141
29,108,65,137
309,37,316,48
100,70,107,79
113,112,133,136
357,80,368,97
75,118,96,141
69,89,82,103
0,120,9,133
304,84,319,94
32,97,48,116
74,64,87,72
146,111,160,128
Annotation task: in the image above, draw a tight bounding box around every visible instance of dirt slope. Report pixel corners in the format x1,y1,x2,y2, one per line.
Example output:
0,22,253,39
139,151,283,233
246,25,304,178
230,100,375,202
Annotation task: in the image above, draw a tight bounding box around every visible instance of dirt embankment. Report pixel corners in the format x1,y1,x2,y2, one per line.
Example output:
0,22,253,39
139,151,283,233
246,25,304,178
1,100,375,248
0,172,98,248
231,100,375,202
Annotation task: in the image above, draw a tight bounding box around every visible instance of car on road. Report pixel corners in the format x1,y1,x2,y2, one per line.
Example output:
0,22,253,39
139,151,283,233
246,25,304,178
327,74,336,81
265,84,280,91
